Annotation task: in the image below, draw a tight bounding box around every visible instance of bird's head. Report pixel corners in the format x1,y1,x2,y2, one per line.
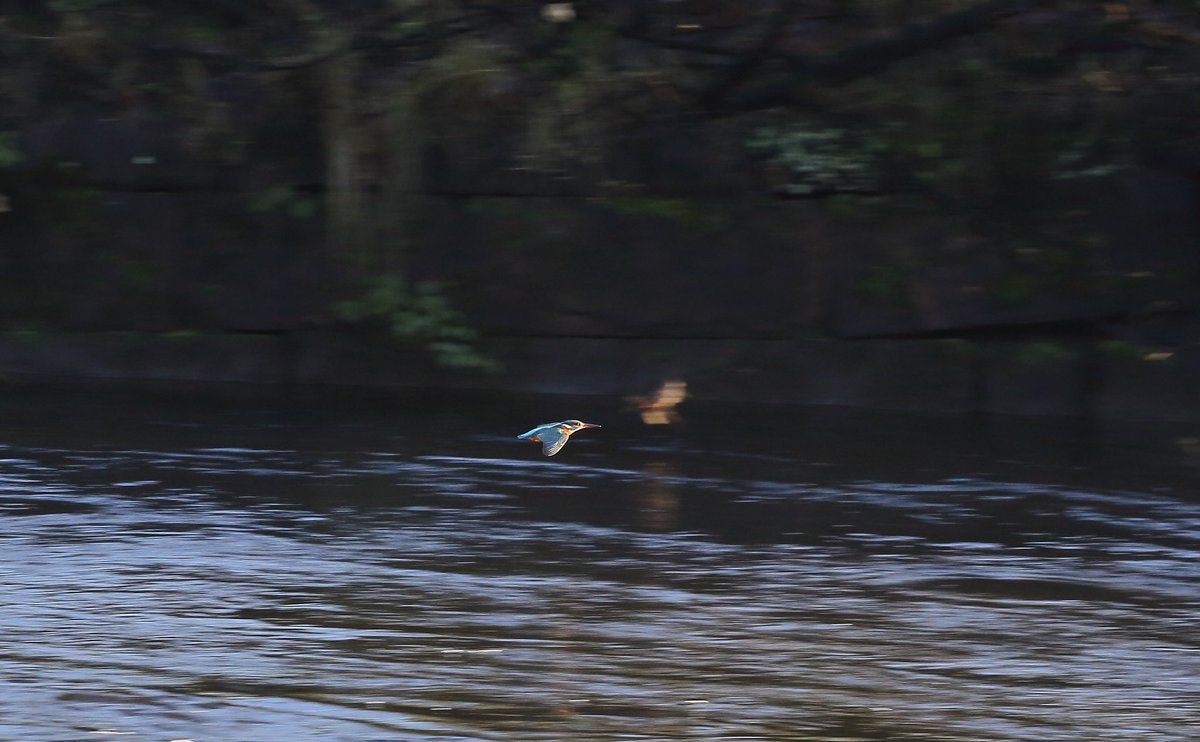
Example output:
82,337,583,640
562,419,601,431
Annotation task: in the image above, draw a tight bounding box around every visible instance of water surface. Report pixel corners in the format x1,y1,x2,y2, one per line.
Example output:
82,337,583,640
2,385,1198,740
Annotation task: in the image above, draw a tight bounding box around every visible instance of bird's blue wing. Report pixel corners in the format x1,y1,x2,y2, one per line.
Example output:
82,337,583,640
542,431,570,456
518,423,553,440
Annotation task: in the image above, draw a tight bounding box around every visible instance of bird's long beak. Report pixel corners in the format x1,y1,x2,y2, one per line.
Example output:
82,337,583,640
581,422,601,429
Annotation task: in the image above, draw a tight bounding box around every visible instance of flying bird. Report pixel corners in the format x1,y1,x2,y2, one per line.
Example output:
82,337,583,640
518,419,601,457
626,379,687,425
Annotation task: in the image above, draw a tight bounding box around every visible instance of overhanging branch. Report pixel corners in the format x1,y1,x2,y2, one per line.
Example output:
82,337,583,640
718,0,1035,112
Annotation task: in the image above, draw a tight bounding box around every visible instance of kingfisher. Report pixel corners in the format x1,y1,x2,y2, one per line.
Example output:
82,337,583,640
517,419,601,457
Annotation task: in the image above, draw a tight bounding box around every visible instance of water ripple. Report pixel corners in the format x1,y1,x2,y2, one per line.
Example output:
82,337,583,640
1,394,1199,740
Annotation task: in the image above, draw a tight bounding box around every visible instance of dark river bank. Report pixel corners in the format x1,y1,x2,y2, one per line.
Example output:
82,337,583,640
1,384,1198,741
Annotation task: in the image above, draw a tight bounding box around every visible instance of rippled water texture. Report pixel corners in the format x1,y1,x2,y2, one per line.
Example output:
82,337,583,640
2,385,1199,741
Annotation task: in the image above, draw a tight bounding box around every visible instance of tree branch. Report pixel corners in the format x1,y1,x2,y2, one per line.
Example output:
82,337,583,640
704,0,1034,113
696,1,801,109
139,8,501,71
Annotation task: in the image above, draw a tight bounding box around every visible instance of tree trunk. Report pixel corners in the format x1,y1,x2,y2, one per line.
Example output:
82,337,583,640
319,44,368,282
376,80,424,277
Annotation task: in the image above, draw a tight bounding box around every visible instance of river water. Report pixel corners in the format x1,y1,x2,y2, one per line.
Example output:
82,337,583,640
1,384,1197,741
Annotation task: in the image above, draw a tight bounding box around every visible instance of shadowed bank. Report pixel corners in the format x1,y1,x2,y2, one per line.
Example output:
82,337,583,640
1,2,1199,419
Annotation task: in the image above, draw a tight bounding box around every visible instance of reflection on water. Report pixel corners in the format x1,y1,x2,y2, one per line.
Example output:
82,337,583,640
635,462,681,532
1,385,1199,741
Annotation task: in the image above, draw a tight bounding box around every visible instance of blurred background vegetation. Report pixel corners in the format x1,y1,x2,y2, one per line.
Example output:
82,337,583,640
0,1,1198,404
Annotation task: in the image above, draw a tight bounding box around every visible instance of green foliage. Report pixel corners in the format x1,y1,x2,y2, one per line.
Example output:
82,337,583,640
333,274,498,372
248,184,316,220
0,132,23,169
873,84,983,191
161,329,201,341
381,18,428,40
515,22,620,174
601,196,725,232
905,134,969,187
105,252,165,293
937,337,975,359
1054,141,1126,180
988,271,1040,304
748,125,886,195
47,185,103,242
423,39,508,109
2,326,46,346
824,194,868,223
1098,339,1152,362
48,0,108,13
856,266,909,304
1014,342,1077,366
986,244,1090,305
